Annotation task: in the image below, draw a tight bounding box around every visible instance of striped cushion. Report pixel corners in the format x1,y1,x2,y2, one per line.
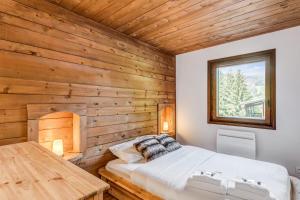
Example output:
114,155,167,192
135,138,159,152
134,136,168,161
156,134,182,152
142,144,168,161
165,141,181,152
156,134,176,146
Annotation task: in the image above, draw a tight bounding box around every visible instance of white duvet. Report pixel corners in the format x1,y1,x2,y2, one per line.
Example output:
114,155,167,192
129,146,290,200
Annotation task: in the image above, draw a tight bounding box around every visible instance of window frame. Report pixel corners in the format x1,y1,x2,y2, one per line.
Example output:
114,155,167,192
207,49,276,130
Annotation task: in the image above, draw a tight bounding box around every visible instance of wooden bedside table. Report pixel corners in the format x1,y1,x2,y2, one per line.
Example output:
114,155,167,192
0,142,109,200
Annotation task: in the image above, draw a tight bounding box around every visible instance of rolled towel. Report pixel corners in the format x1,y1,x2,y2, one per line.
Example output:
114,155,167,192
291,176,300,200
228,178,275,200
186,171,226,194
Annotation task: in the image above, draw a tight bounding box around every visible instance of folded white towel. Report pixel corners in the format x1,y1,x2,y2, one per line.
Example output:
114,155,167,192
228,178,275,200
186,171,227,194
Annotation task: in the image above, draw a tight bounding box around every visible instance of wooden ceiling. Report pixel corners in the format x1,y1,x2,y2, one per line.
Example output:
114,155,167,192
50,0,300,54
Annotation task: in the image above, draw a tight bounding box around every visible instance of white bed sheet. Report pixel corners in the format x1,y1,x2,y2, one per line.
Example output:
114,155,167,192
107,146,291,200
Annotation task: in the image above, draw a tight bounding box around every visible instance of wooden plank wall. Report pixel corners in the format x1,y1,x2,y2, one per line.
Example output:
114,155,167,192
0,0,175,175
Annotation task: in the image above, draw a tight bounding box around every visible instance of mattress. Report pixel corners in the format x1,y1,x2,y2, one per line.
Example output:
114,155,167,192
106,145,291,200
106,159,145,179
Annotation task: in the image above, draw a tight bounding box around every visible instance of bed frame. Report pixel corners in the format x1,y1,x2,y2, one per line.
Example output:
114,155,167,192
99,168,162,200
99,167,298,200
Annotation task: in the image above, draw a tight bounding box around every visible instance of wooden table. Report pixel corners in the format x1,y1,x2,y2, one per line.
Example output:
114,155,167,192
0,142,109,200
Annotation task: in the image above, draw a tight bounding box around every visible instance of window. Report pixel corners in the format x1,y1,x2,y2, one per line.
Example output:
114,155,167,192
208,49,276,129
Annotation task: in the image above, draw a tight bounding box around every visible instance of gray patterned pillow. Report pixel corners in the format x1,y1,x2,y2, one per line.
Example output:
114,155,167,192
134,136,168,161
156,134,182,152
156,133,170,140
156,134,176,146
134,138,159,152
142,144,168,161
165,141,181,152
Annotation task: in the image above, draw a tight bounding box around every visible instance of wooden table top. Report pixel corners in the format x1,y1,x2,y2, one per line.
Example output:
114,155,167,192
0,142,109,200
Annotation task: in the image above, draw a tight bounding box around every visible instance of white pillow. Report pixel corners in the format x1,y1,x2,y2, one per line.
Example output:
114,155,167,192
109,140,143,163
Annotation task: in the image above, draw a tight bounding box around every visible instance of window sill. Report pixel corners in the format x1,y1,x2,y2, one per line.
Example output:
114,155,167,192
208,120,276,130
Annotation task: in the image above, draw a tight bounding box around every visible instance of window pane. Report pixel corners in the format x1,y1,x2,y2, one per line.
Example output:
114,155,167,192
216,61,265,119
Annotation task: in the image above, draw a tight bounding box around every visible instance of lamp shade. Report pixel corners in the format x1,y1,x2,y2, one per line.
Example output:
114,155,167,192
163,121,169,132
52,139,64,157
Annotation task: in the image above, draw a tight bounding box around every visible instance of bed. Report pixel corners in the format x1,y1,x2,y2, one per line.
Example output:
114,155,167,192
101,145,291,200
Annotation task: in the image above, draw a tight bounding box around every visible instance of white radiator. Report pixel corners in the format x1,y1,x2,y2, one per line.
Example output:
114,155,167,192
217,129,256,159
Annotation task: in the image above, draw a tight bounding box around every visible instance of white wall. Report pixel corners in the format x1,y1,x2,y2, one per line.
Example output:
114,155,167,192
176,26,300,176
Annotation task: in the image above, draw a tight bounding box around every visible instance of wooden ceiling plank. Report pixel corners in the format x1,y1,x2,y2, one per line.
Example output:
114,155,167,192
47,0,63,4
173,17,300,52
77,0,120,20
117,0,202,33
150,0,266,44
176,18,300,54
174,9,300,53
153,0,297,47
128,0,222,38
144,0,267,42
166,2,300,50
72,0,105,15
48,0,300,54
133,0,244,40
59,0,82,11
101,0,170,29
93,0,134,23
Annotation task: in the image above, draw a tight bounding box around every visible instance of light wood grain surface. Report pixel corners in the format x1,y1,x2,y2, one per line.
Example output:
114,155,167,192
100,169,162,200
50,0,300,54
0,0,175,174
0,142,109,200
